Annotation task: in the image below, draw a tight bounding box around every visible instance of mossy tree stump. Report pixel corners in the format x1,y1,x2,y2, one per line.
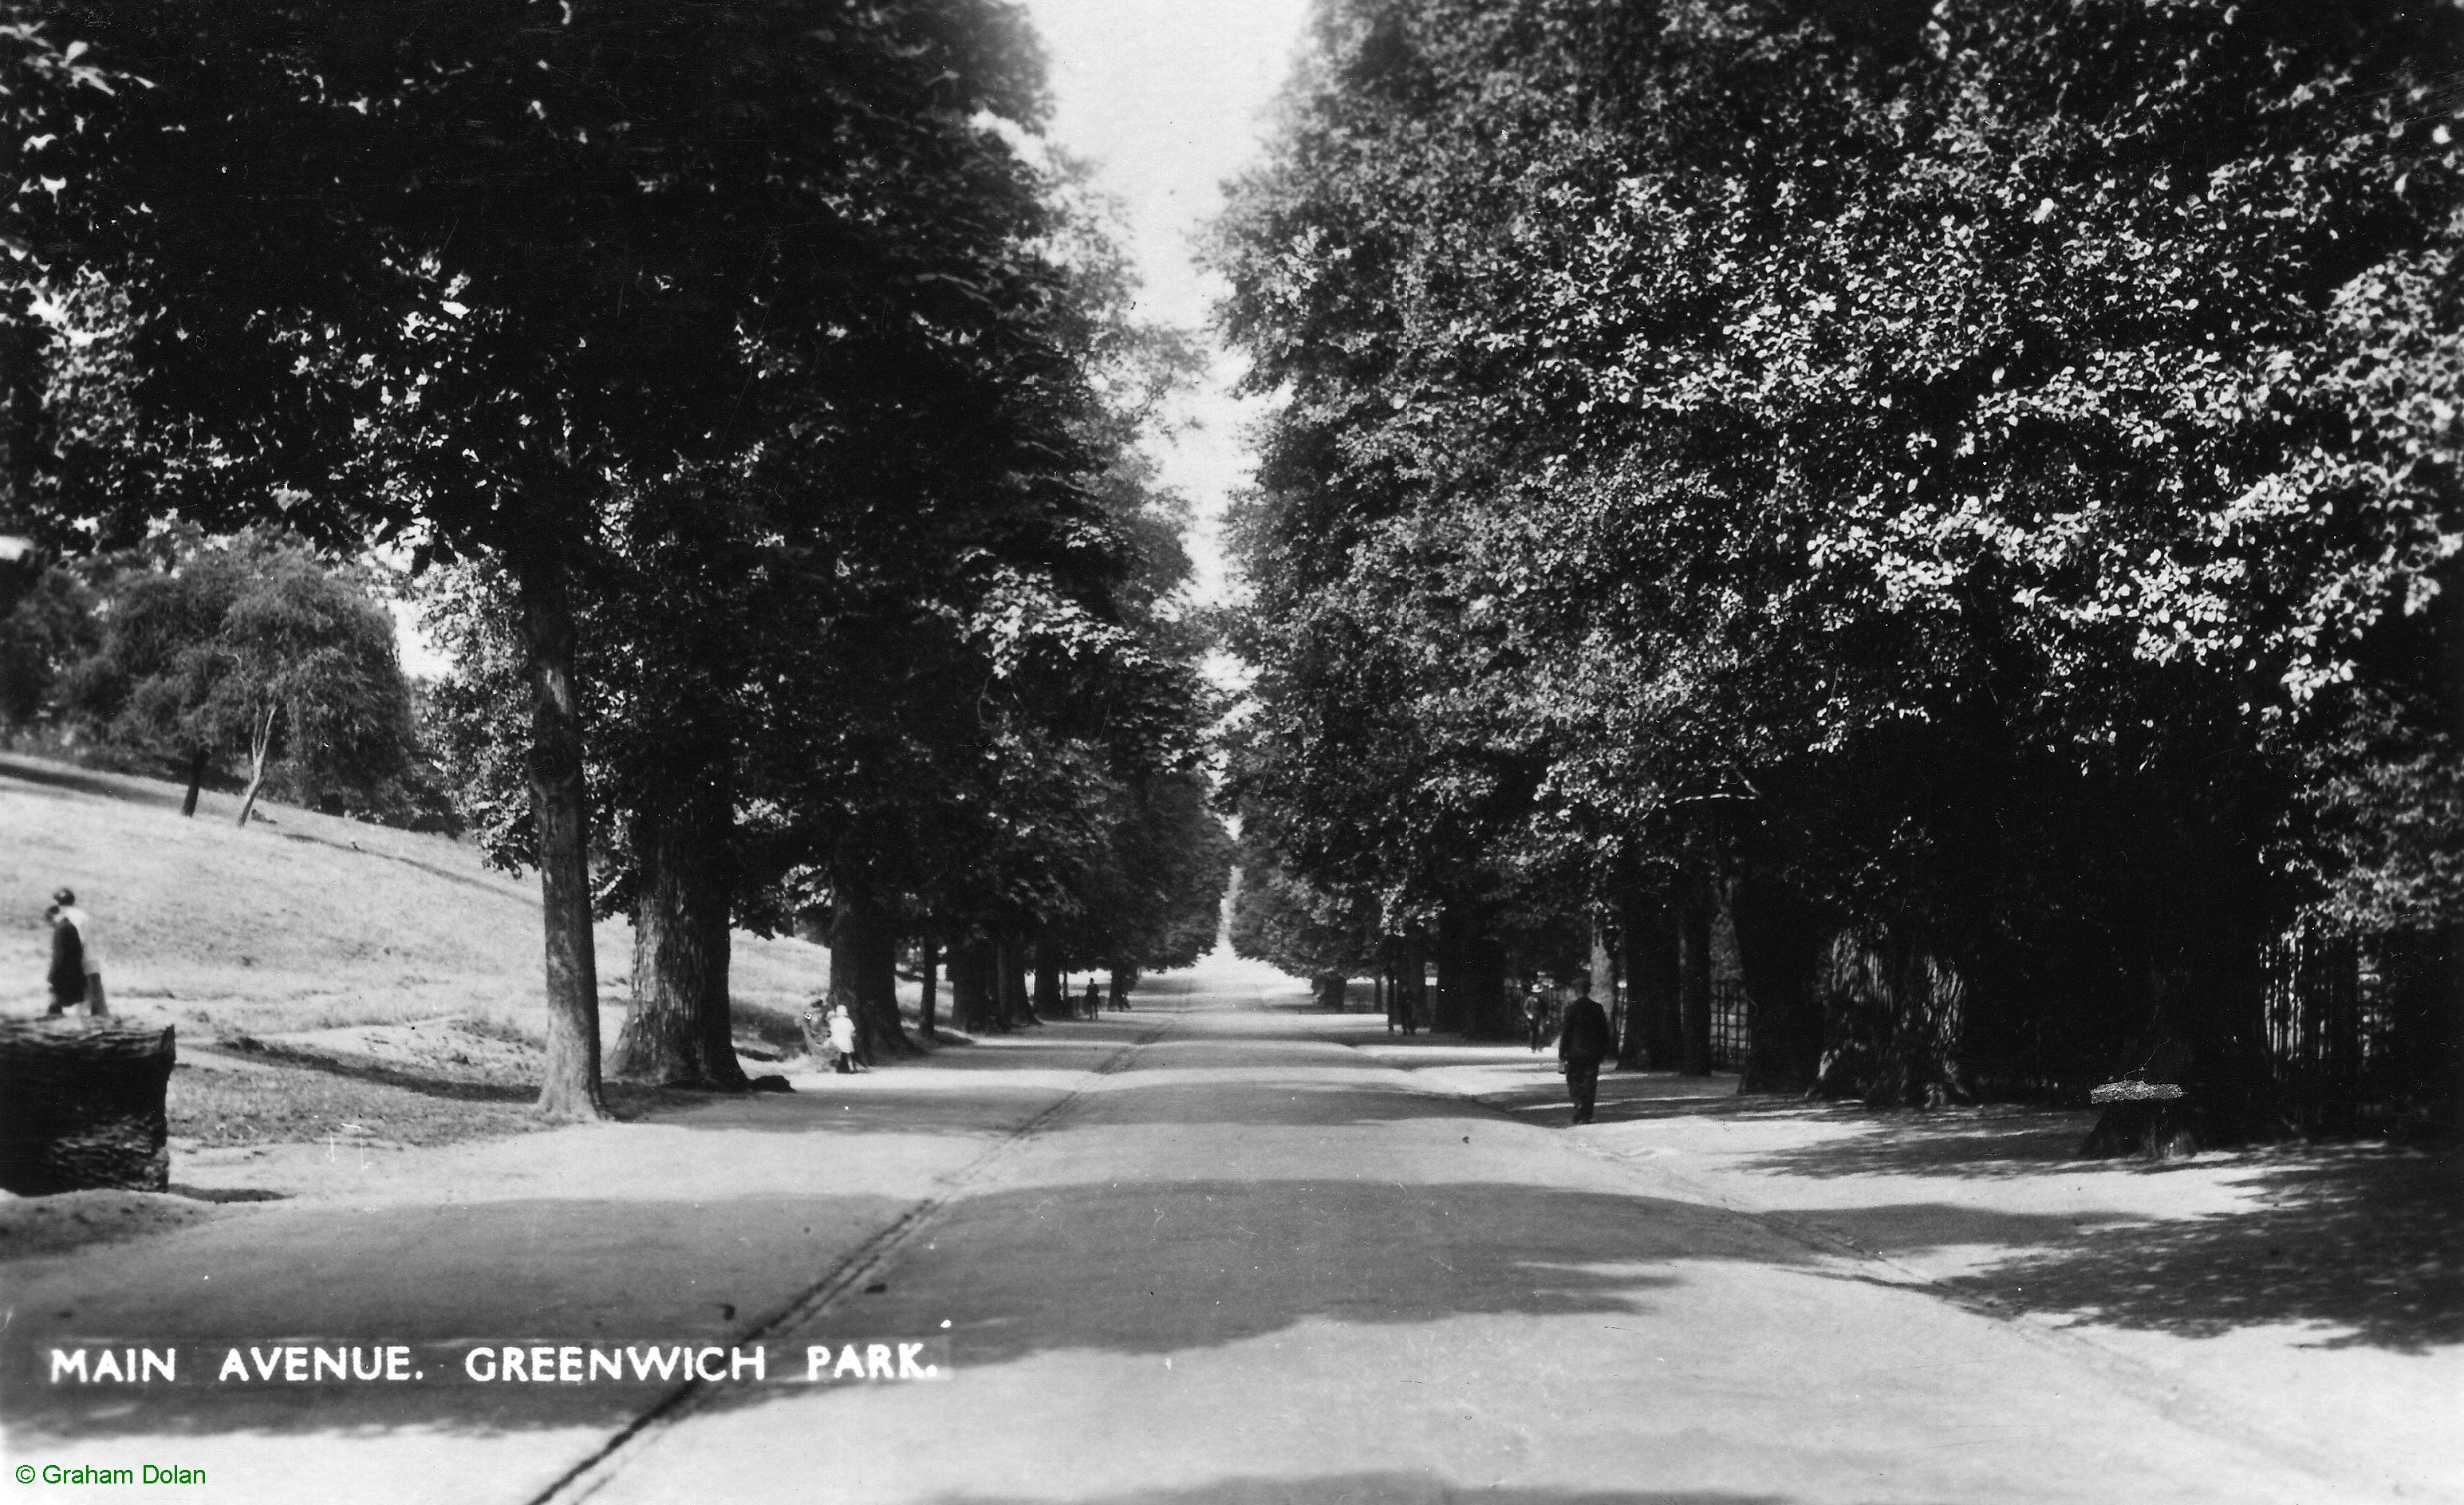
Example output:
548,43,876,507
0,1018,175,1195
2080,1080,2196,1160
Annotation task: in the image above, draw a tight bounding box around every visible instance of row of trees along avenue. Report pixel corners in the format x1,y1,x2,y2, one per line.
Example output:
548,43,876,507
2,0,1231,1118
1215,0,2461,1136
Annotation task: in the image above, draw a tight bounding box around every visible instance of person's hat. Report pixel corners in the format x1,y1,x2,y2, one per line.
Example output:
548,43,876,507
51,887,74,906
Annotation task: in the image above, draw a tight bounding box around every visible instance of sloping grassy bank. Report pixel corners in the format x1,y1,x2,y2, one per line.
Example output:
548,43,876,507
2,751,831,1147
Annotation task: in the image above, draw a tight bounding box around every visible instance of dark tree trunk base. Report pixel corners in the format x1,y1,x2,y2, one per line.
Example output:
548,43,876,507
2080,1100,2200,1160
0,1018,175,1195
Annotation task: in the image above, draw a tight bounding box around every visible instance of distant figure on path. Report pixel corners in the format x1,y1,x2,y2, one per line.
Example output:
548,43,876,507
1082,979,1102,1020
1557,972,1611,1125
828,1003,859,1074
1523,986,1547,1053
46,888,106,1017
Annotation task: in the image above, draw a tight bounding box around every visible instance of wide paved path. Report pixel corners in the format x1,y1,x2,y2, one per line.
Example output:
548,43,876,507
549,959,2375,1505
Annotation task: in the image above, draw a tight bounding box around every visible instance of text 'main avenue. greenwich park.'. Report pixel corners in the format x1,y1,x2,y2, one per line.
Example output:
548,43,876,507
41,1339,949,1387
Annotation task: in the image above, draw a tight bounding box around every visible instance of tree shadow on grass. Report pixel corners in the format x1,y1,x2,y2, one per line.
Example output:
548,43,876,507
202,1037,723,1121
0,751,194,812
211,1037,539,1104
1939,1148,2464,1353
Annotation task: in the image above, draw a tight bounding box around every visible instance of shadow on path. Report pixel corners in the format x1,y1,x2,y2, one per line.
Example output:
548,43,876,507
1941,1149,2463,1353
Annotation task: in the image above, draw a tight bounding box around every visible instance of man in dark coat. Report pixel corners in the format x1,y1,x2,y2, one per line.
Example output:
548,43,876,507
1556,972,1613,1125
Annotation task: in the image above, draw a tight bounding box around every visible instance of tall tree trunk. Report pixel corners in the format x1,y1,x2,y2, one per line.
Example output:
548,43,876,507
1033,944,1066,1020
1465,932,1512,1040
1678,892,1713,1077
1589,920,1616,1046
918,935,940,1042
1731,876,1823,1095
1398,936,1427,1030
1108,963,1134,1012
1433,907,1471,1033
514,551,605,1121
948,938,995,1033
1618,895,1680,1070
610,766,747,1089
996,937,1032,1030
830,882,911,1062
180,747,208,818
232,701,277,828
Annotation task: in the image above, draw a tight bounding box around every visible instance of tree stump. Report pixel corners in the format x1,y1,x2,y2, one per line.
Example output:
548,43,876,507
0,1018,175,1195
2080,1080,2196,1160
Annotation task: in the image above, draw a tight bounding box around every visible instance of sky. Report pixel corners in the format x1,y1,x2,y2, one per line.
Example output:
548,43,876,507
1018,0,1314,605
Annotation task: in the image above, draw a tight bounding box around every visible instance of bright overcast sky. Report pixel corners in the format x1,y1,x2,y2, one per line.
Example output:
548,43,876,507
1019,0,1314,606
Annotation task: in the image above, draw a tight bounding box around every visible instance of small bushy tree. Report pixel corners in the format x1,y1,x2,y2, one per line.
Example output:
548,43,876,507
62,528,417,821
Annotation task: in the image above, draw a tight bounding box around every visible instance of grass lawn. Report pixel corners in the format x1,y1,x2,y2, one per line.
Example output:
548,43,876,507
2,750,834,1146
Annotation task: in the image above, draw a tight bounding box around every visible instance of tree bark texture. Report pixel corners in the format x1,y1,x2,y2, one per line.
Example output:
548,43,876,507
1397,936,1427,1030
1589,921,1616,1030
610,769,747,1089
996,938,1031,1030
1731,877,1824,1095
1033,944,1066,1020
1465,933,1513,1040
514,551,605,1121
233,700,277,827
948,939,995,1033
180,747,208,818
2080,1098,2201,1159
1432,908,1471,1033
830,884,910,1061
1678,895,1713,1077
0,1018,175,1195
1618,899,1680,1070
918,936,940,1041
1811,928,1973,1106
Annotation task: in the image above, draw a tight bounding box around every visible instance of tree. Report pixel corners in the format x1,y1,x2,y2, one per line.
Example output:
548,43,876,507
10,0,1074,1117
1215,0,2462,1117
61,529,416,821
1228,845,1382,1010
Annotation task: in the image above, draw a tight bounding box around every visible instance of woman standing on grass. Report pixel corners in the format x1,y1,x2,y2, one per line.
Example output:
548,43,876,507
45,898,87,1015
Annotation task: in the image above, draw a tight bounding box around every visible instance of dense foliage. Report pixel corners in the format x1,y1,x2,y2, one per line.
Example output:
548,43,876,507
1216,0,2460,1123
2,528,435,825
5,0,1231,1106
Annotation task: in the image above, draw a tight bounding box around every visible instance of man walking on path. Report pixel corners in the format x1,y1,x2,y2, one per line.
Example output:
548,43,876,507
46,888,106,1017
1557,972,1610,1125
